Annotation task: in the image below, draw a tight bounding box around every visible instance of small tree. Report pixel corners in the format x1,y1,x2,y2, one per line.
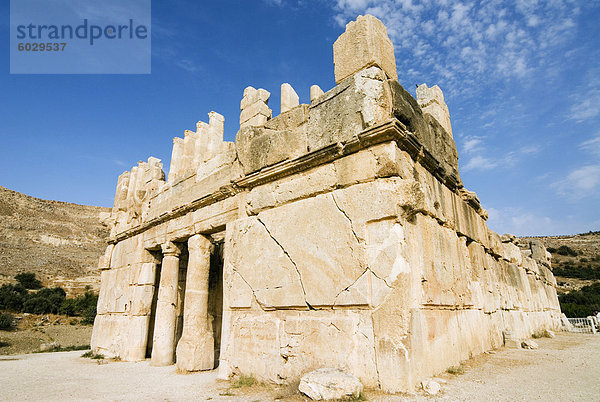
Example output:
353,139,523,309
23,287,66,314
0,284,28,311
14,272,42,289
0,313,15,330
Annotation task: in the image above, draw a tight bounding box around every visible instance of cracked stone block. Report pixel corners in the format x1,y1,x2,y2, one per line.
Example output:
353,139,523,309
257,192,364,307
224,216,306,309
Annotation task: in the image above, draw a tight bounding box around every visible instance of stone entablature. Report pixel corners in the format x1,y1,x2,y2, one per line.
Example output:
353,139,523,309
92,14,561,393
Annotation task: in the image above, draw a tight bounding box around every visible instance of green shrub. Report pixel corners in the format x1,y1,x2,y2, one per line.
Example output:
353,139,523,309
553,265,600,280
81,351,104,359
23,287,66,314
59,291,98,324
556,245,578,257
81,305,97,325
446,365,465,375
15,272,43,289
0,284,28,311
232,374,257,388
0,313,15,330
559,282,600,317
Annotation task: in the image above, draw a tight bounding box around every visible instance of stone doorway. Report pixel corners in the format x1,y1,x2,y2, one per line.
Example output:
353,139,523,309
175,243,189,354
208,242,224,368
145,255,161,358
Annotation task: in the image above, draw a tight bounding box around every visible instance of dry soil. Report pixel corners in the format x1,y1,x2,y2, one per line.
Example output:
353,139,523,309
0,332,598,401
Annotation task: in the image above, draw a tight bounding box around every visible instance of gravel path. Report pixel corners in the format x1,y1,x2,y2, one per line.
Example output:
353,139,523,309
0,332,598,401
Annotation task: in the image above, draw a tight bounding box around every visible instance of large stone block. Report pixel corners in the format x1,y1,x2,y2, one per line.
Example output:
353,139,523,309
307,66,391,152
223,310,378,386
224,216,306,309
257,193,364,307
416,84,453,138
235,126,307,174
333,15,397,84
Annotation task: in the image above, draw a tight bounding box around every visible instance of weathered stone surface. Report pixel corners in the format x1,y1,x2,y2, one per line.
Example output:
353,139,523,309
501,233,517,243
240,87,272,128
333,14,397,83
256,192,364,307
176,234,215,372
389,80,460,184
240,101,272,125
40,342,60,352
416,83,453,138
422,379,441,395
281,83,300,113
240,86,270,110
310,85,324,102
224,216,306,308
299,368,363,400
235,126,306,174
151,242,182,366
307,66,390,152
264,104,309,131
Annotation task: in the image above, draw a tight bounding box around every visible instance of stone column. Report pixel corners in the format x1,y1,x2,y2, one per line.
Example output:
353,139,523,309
176,234,214,371
150,241,182,366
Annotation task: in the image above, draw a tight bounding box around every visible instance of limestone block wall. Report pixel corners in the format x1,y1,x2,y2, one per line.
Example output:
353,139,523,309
217,140,561,391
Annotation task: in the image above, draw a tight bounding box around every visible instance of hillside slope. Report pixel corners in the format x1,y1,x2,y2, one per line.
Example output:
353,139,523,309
520,232,600,293
0,186,110,294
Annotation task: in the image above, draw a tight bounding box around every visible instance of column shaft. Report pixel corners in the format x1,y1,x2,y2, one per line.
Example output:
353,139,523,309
150,242,181,366
176,234,214,371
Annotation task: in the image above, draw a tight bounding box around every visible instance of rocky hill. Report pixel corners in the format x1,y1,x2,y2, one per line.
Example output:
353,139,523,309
0,186,110,295
520,231,600,293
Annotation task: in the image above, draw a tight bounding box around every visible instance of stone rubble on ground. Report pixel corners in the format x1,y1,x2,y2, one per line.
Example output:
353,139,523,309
39,342,60,352
522,339,539,350
298,368,363,400
421,379,441,395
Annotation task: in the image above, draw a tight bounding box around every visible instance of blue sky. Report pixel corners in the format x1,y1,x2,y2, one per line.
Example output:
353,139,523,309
0,0,599,236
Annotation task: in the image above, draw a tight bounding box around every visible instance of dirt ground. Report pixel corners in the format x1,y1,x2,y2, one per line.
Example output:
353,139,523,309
0,314,93,355
0,332,598,401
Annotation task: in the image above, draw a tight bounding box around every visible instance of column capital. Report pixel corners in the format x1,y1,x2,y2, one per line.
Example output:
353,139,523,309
161,241,182,256
187,234,212,253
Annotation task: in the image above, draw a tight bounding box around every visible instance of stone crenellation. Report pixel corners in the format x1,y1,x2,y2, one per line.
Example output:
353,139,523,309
92,14,562,393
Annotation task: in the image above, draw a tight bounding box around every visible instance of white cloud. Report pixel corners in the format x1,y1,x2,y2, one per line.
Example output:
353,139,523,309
553,164,600,199
462,136,484,154
461,141,540,173
462,155,498,172
175,59,201,73
332,0,586,95
580,134,600,157
486,206,582,236
570,89,600,122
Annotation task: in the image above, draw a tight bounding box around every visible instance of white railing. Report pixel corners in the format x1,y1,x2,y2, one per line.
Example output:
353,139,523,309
562,317,598,334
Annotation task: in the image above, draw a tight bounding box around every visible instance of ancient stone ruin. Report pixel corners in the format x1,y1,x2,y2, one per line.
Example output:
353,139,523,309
92,15,562,392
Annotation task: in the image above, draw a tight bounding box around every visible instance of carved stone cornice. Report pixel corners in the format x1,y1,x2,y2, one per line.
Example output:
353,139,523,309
109,119,459,244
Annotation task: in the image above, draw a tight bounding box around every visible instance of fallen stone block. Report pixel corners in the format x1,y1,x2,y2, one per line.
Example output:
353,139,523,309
298,368,363,400
522,339,539,350
421,379,441,395
39,342,60,352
